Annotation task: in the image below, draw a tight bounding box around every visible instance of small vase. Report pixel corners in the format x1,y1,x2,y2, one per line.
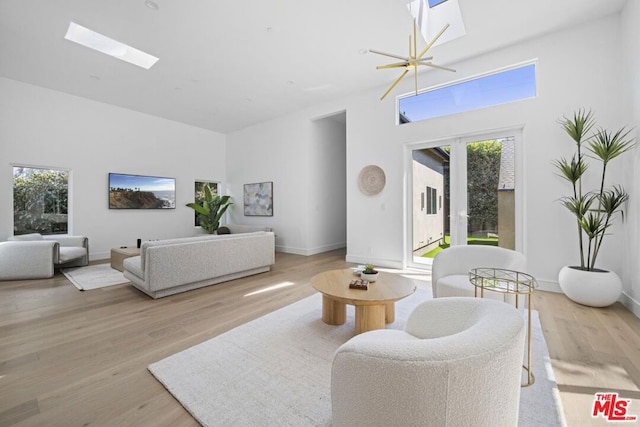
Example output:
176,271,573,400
558,266,622,307
361,272,379,282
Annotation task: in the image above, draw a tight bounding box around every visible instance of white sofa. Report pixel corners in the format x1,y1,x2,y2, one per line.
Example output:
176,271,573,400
331,297,525,427
123,226,275,298
0,233,89,280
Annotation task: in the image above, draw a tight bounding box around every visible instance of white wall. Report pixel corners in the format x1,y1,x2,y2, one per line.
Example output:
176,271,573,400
4,9,634,314
226,111,311,253
0,77,226,260
226,13,631,300
347,14,627,279
226,107,347,255
621,0,640,316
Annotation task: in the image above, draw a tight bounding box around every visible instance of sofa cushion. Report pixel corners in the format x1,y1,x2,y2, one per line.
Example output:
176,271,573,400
58,247,87,263
123,256,143,280
139,233,266,266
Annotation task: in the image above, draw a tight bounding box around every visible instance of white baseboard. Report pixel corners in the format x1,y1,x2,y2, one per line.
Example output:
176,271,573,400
90,251,110,261
276,242,346,256
345,254,404,270
535,278,563,293
538,278,640,320
621,292,640,319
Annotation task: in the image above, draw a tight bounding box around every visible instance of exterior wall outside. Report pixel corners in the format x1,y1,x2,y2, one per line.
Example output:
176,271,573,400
497,137,516,250
412,159,444,252
498,190,515,249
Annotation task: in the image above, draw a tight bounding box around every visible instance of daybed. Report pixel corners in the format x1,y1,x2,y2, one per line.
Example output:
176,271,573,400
123,225,275,298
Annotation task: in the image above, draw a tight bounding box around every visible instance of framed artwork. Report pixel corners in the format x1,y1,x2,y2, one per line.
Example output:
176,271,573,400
244,182,273,216
108,173,176,209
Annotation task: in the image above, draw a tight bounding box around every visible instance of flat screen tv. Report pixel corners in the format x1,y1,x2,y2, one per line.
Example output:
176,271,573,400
108,173,176,209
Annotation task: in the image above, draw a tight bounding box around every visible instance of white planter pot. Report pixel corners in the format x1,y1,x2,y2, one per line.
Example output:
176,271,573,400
558,266,622,307
361,272,379,282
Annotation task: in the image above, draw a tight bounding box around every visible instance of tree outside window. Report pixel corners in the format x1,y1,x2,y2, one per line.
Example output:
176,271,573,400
13,166,69,235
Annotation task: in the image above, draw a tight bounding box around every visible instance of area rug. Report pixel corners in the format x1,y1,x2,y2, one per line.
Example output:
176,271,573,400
149,290,566,426
62,264,128,291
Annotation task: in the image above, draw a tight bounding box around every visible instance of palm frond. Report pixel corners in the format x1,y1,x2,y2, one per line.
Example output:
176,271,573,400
559,194,595,218
558,109,595,146
587,126,636,165
597,186,629,216
553,155,587,184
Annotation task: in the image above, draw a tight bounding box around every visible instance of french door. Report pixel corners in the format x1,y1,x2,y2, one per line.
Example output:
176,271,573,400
408,128,523,267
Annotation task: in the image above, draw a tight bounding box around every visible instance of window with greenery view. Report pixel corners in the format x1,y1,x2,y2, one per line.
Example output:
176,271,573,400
13,166,69,235
194,181,219,226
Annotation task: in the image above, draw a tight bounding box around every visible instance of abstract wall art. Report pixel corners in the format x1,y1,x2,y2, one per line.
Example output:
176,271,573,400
243,182,273,216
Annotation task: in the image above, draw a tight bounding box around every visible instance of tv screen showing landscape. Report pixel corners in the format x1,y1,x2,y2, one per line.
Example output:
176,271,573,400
109,173,176,209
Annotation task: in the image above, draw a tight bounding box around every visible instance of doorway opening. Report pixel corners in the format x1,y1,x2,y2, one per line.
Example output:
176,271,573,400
407,129,523,268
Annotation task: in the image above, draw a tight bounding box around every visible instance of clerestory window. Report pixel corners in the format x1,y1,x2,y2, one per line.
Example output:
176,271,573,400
399,62,537,124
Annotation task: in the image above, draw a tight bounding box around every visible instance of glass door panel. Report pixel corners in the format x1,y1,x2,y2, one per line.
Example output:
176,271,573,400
410,134,517,266
465,138,515,250
411,145,450,265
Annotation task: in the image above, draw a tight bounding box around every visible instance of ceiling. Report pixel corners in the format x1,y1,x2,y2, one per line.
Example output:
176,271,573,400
0,0,628,134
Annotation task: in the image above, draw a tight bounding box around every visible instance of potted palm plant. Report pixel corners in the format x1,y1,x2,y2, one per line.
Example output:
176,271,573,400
554,109,635,307
186,184,232,234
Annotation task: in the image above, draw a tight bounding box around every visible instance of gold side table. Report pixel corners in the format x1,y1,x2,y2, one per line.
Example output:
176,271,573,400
469,267,538,387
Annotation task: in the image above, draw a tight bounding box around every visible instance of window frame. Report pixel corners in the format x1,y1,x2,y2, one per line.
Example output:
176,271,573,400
12,164,71,236
397,60,537,125
426,186,438,215
193,180,220,227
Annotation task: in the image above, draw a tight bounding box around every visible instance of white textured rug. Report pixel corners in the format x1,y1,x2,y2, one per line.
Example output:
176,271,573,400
149,290,565,426
62,264,128,291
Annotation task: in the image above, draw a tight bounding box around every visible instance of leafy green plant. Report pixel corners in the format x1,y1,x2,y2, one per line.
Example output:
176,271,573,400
186,184,232,234
363,263,378,274
554,109,635,271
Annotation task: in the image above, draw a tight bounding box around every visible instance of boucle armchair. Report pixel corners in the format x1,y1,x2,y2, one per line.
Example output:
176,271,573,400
432,245,527,300
0,233,89,280
331,297,525,427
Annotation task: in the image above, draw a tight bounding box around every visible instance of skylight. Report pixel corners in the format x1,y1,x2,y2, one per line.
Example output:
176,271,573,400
428,0,448,7
408,0,466,46
64,22,159,69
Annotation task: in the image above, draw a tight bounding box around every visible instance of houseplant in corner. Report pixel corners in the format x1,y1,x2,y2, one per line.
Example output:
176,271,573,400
554,109,635,307
186,184,232,234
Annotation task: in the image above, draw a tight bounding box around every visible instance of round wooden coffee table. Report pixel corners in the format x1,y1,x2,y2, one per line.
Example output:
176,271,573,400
311,268,416,334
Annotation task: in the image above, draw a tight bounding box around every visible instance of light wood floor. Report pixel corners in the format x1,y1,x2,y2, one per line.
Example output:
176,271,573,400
1,250,639,426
